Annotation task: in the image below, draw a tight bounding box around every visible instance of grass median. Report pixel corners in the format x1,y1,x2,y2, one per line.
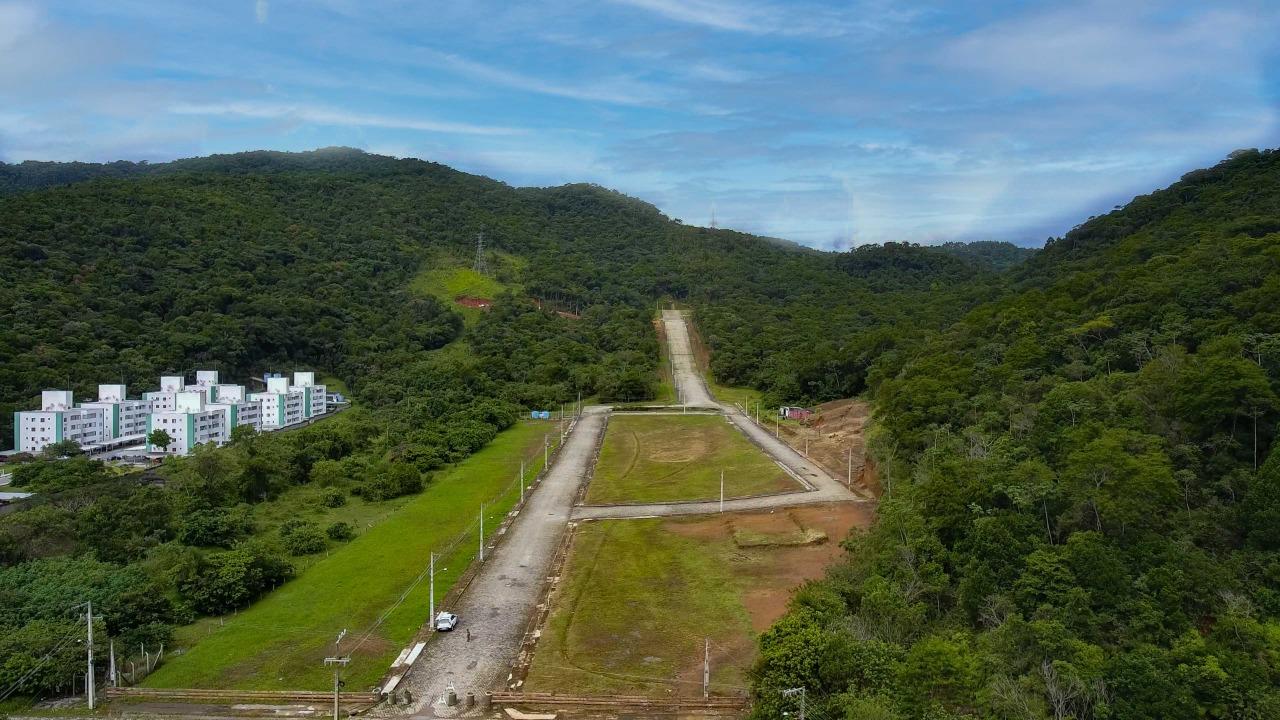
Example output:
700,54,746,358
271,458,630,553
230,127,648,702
144,420,562,691
584,414,799,504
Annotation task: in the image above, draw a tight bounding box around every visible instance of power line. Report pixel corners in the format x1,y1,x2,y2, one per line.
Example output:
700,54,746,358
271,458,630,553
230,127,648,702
0,621,83,702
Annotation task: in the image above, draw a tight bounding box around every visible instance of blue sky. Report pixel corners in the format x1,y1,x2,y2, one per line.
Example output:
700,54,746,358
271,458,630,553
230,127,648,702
1,1,1277,248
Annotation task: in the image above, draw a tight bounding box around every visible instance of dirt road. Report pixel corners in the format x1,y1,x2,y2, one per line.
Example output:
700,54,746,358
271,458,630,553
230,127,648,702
574,313,869,521
662,308,717,408
396,408,608,718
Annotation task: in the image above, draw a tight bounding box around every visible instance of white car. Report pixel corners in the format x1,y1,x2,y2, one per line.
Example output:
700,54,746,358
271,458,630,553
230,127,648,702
434,611,459,632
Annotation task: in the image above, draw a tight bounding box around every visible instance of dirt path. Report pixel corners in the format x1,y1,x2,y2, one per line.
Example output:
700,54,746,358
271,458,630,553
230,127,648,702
575,312,871,521
395,408,608,718
662,308,717,408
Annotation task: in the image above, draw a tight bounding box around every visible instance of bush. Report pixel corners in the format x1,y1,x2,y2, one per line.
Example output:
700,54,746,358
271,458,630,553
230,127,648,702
326,522,355,541
320,488,347,508
180,544,292,614
178,508,252,548
279,521,326,556
356,462,423,501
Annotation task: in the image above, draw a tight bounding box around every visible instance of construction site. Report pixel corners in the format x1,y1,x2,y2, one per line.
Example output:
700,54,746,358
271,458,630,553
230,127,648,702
98,309,876,720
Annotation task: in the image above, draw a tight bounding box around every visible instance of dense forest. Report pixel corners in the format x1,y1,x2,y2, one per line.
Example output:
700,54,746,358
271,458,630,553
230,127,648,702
748,149,1280,719
3,146,1277,718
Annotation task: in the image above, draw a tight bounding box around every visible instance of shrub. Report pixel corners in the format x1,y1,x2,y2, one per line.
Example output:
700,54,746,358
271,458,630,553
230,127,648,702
326,522,355,541
321,488,347,508
279,521,326,556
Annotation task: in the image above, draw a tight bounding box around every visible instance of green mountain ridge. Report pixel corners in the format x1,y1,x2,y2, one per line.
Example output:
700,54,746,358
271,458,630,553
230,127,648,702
2,147,1277,718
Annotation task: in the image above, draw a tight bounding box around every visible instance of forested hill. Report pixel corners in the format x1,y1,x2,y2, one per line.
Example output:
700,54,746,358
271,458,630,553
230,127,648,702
0,148,1020,443
751,148,1280,719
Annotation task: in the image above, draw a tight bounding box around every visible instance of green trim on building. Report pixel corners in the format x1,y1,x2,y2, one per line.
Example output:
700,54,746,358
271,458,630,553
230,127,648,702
277,396,285,426
229,404,238,429
186,414,195,452
210,386,219,402
12,412,19,451
55,413,64,444
303,390,312,418
145,413,152,451
112,404,121,439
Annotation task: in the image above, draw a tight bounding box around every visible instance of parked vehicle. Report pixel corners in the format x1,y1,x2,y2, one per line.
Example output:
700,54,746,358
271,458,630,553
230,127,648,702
434,611,459,631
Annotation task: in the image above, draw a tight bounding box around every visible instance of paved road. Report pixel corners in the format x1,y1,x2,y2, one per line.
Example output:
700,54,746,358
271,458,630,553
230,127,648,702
397,408,608,718
662,309,717,408
572,312,868,521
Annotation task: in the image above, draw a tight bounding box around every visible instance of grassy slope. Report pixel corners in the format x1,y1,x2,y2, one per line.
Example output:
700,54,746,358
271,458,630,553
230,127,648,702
523,519,754,697
146,420,562,691
585,415,796,504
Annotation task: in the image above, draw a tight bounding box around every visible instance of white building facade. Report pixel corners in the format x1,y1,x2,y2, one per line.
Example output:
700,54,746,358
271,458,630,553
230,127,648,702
12,369,332,456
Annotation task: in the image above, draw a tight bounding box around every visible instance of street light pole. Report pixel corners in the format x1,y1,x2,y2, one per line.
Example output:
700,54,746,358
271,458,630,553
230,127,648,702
324,630,350,720
85,600,96,710
428,552,435,626
783,687,806,720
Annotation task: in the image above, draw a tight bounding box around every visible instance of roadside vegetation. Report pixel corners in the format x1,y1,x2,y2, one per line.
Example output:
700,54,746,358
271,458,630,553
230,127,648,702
586,415,797,504
146,420,560,690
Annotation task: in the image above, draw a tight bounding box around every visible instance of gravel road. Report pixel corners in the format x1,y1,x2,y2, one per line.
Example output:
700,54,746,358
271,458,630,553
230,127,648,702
662,308,717,408
396,408,607,718
573,311,868,521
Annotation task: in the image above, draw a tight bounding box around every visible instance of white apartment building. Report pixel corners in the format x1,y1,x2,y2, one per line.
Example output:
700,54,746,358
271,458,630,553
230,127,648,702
13,391,107,454
143,376,186,412
146,391,228,456
250,376,306,429
79,384,150,442
207,384,263,434
11,369,332,455
193,370,221,403
290,371,328,419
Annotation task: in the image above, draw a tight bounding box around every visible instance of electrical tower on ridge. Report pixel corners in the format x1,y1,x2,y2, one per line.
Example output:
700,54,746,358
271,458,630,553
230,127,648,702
473,230,490,276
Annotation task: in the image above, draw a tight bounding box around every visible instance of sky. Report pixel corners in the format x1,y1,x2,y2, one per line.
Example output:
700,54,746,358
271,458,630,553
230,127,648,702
1,1,1278,248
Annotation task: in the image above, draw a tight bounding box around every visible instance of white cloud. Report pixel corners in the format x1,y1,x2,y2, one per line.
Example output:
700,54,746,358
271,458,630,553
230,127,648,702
0,2,40,49
431,52,671,107
939,3,1271,93
255,0,268,24
608,0,913,38
169,101,525,136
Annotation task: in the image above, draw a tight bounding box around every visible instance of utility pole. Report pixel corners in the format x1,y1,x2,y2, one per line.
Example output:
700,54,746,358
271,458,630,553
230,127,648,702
775,416,779,438
783,687,806,720
847,445,853,488
702,639,710,699
520,461,525,503
108,641,116,688
85,600,97,709
429,552,435,625
804,436,809,457
323,630,350,720
479,505,485,562
544,434,549,468
719,471,724,513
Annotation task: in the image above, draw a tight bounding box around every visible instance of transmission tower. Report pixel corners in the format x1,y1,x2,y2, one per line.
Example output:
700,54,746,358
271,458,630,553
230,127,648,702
710,203,718,229
473,231,490,276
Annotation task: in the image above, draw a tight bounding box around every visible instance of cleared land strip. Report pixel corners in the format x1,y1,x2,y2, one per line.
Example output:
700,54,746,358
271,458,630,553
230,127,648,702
574,310,869,521
394,408,608,716
662,308,717,408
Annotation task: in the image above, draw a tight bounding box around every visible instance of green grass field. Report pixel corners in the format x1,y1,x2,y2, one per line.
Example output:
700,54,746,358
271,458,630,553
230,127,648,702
523,519,755,697
524,507,863,698
145,420,563,691
584,415,798,504
410,257,521,324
